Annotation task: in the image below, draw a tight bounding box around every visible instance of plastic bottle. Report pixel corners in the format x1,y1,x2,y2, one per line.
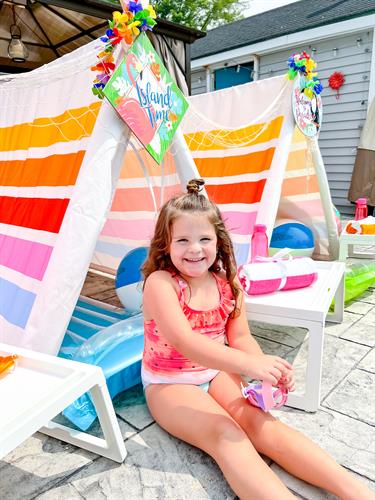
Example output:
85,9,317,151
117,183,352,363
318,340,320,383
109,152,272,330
355,198,368,220
251,224,269,262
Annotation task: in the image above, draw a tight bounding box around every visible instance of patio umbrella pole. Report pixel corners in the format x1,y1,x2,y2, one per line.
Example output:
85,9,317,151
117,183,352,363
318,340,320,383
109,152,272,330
308,136,339,260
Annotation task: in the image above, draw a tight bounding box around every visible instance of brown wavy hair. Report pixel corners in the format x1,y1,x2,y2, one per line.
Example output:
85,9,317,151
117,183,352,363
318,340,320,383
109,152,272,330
142,178,241,317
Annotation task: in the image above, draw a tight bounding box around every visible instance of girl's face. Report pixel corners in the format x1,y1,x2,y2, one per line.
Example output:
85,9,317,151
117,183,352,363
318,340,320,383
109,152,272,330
169,213,217,278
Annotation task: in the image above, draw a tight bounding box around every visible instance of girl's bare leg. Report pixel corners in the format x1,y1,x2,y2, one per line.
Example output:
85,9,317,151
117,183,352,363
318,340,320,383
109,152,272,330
209,372,375,500
145,383,295,500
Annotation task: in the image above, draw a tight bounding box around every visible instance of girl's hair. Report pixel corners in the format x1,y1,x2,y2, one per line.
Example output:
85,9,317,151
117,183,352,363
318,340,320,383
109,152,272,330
142,178,241,316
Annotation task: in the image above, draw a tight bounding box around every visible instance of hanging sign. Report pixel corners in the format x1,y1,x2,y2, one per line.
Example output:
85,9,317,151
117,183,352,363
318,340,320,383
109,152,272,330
292,74,322,137
104,32,189,164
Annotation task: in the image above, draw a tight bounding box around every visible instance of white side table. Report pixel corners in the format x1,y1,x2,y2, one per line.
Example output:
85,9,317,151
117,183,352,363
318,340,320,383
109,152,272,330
244,261,345,412
0,343,126,462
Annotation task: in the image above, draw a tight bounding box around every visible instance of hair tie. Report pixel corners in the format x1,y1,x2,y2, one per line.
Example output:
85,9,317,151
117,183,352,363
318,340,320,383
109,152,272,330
186,178,205,195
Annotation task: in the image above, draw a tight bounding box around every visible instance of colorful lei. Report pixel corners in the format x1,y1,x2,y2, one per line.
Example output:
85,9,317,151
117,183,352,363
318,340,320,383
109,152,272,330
91,1,156,98
287,51,323,99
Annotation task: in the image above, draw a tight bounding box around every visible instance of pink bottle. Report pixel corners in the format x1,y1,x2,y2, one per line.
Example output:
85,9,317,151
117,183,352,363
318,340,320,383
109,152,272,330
251,224,268,263
355,198,368,220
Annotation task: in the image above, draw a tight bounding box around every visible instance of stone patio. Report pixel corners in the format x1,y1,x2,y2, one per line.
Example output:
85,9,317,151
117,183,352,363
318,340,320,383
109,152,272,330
1,254,375,499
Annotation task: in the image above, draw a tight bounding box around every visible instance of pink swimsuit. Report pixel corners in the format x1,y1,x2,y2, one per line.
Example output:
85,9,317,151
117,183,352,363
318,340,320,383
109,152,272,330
141,272,235,388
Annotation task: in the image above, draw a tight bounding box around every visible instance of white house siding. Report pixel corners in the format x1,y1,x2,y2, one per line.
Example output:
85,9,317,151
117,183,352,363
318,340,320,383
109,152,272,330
191,68,208,95
259,31,373,216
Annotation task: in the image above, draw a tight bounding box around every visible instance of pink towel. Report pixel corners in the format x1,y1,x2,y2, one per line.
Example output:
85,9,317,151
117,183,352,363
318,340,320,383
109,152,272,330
238,256,318,295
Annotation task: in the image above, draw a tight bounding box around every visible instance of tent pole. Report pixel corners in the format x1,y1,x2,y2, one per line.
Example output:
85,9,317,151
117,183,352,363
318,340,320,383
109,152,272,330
308,136,339,260
170,128,205,194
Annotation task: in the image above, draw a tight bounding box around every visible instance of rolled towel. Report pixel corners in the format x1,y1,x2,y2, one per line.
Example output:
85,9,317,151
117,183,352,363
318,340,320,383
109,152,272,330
238,253,318,295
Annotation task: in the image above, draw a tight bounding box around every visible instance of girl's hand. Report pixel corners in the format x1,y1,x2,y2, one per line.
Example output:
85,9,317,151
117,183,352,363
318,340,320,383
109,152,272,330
245,354,293,386
278,369,295,392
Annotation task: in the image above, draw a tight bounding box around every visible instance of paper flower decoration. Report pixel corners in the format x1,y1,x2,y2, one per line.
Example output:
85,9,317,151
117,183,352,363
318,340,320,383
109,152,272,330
91,1,157,98
287,51,323,100
328,71,345,99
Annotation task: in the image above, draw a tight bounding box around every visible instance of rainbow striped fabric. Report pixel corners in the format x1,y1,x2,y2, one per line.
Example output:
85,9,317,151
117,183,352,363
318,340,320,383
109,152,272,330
0,41,127,353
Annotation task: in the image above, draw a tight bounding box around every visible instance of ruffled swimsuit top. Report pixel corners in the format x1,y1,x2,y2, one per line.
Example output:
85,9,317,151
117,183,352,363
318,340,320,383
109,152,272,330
141,272,235,387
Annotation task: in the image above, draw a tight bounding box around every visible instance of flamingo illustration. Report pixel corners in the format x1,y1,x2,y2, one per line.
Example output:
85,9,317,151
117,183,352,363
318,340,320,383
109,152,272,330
116,53,156,144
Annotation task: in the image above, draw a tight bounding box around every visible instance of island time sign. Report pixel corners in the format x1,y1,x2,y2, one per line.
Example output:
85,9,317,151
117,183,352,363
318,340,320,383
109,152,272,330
104,32,189,164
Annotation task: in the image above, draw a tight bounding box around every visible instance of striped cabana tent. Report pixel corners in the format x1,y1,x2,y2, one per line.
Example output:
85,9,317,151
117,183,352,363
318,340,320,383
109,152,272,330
0,43,337,355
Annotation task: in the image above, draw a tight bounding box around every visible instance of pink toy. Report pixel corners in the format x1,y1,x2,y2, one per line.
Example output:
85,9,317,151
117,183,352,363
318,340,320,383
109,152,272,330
241,381,288,411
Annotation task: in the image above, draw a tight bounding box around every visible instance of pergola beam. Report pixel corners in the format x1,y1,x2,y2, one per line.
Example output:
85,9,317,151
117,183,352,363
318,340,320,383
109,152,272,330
28,4,60,57
53,21,107,48
43,3,102,38
38,0,113,19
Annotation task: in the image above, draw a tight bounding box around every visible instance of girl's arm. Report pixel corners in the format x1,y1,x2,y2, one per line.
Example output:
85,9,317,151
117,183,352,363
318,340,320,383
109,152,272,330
143,271,291,385
226,285,295,391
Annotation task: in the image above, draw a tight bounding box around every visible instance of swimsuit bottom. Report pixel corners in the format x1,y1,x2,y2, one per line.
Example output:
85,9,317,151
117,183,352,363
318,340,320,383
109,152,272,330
143,373,219,393
199,381,210,393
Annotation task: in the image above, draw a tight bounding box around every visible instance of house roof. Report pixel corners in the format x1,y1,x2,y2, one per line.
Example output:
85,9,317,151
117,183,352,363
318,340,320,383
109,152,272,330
191,0,375,60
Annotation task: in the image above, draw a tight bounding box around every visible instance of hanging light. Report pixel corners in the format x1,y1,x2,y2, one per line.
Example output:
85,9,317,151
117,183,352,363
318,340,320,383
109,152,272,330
8,6,28,63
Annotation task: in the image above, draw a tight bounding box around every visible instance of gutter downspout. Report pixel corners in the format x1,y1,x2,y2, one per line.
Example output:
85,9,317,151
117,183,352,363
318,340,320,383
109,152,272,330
204,65,211,92
253,54,260,81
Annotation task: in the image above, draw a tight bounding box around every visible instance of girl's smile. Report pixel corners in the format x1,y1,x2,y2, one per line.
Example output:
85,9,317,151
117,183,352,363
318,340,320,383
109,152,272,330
169,213,217,279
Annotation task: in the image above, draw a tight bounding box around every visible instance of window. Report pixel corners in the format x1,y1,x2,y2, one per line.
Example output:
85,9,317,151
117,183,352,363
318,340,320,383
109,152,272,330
214,63,254,91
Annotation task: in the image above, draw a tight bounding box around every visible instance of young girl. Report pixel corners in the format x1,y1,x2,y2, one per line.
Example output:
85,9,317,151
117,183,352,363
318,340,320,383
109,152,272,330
141,178,374,500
